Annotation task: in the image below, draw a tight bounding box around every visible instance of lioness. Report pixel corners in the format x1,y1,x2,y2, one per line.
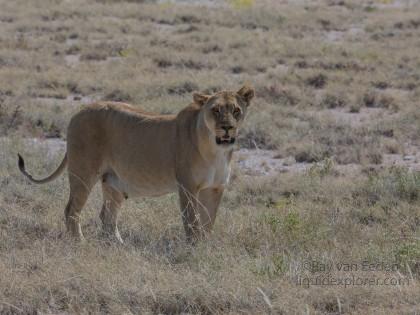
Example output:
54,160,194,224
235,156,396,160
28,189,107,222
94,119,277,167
18,85,254,243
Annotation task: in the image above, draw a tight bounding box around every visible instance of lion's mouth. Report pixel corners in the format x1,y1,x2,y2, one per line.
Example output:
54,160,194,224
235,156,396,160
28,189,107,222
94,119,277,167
216,136,235,145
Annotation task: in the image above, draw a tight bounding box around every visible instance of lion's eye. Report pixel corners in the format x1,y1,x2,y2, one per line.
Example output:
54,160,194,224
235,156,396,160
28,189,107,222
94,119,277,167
233,108,241,117
212,107,220,115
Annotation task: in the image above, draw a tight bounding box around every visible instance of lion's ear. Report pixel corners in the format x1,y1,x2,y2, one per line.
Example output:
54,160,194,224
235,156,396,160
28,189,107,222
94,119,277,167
237,85,255,104
193,93,211,106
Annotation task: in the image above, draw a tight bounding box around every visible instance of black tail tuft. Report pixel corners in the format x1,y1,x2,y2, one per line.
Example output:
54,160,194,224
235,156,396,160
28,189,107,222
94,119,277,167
18,153,25,170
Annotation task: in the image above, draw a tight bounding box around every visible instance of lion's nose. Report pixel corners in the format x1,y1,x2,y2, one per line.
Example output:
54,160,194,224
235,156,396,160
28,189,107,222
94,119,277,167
221,126,233,133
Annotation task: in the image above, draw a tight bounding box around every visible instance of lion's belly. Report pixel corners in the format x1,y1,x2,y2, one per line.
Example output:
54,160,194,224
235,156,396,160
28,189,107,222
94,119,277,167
105,171,178,198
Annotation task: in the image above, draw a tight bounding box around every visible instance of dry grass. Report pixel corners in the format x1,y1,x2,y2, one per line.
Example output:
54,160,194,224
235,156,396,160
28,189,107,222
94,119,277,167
0,0,419,314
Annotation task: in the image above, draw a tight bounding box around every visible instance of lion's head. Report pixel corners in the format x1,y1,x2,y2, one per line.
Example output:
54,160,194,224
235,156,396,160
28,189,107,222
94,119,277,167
193,85,254,147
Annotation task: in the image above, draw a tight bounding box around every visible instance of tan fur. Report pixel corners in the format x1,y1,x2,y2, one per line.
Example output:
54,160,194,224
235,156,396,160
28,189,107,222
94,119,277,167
18,86,254,243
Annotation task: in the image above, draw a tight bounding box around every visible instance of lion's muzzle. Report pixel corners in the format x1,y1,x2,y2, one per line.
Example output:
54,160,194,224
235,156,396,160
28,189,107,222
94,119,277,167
215,126,236,145
216,136,235,145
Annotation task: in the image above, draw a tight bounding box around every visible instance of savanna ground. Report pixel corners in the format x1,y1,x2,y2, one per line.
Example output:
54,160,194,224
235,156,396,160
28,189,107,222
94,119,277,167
0,0,419,313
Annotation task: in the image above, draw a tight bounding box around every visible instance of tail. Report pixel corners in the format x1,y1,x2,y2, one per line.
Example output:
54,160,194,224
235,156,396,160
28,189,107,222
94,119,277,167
18,153,67,184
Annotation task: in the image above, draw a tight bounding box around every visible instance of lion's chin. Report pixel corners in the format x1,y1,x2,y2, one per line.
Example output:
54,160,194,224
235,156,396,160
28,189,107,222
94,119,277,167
215,137,235,146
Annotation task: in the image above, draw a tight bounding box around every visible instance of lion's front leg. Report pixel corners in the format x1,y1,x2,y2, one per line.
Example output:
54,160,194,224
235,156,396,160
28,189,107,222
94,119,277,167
178,185,201,243
197,187,224,234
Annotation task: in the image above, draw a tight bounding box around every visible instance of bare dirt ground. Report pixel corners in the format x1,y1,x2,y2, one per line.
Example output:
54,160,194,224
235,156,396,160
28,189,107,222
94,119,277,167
0,0,419,314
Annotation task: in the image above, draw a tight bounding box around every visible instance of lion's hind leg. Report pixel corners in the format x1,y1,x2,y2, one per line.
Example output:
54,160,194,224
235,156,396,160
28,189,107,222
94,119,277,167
100,178,125,244
65,173,95,241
